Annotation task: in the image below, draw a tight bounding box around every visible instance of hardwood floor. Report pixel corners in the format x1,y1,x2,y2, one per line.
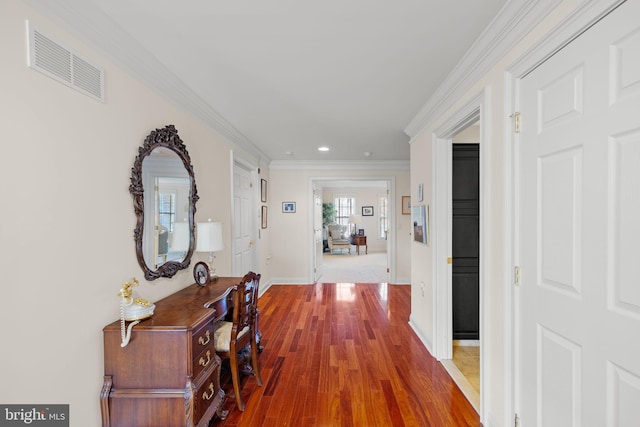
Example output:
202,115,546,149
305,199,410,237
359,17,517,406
212,283,481,426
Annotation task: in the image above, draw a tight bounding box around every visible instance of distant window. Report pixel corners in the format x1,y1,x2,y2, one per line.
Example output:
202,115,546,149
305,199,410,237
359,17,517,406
158,192,176,232
379,195,388,239
334,195,355,227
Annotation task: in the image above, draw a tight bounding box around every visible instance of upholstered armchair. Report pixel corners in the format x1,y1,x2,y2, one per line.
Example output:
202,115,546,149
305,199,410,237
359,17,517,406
326,224,351,254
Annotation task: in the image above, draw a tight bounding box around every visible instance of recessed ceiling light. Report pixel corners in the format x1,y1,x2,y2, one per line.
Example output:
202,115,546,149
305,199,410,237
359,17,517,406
364,151,372,157
285,151,294,156
318,146,330,152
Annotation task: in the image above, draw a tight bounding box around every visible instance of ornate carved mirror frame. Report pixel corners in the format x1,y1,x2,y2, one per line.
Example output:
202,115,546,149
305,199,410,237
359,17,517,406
130,125,199,280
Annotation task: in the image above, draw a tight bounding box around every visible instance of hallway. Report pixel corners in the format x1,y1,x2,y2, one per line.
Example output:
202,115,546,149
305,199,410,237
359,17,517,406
214,283,480,426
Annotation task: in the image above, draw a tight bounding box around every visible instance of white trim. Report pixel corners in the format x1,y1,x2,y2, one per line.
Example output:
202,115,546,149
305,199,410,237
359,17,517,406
404,0,560,138
409,315,434,355
432,89,488,422
504,1,624,425
271,160,409,171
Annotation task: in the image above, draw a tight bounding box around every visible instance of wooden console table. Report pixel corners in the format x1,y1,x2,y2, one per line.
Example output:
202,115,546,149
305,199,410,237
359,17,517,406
100,277,241,427
353,235,367,255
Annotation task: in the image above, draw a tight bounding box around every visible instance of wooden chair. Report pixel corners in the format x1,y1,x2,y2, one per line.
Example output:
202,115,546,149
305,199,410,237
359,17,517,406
214,272,263,411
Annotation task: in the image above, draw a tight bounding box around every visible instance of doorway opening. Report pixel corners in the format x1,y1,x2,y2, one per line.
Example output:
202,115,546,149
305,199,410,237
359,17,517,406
450,126,481,404
432,91,487,415
309,177,395,284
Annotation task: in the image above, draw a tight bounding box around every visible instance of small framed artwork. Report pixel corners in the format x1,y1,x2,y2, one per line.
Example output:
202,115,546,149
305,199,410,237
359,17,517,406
358,229,365,236
402,196,411,215
193,261,211,287
261,179,267,203
282,202,296,213
261,206,268,229
362,206,374,216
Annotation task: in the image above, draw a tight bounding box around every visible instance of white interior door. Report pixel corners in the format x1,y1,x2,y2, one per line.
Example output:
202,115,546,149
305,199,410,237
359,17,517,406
517,2,640,425
313,187,323,282
232,163,256,276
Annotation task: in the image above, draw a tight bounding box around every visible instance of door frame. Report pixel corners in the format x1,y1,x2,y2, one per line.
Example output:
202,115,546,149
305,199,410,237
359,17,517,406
308,176,396,284
230,151,259,276
432,89,488,416
505,0,625,424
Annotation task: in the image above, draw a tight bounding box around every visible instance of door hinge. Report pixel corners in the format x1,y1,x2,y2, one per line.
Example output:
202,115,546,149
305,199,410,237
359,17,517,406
513,112,521,133
514,266,521,286
515,413,520,427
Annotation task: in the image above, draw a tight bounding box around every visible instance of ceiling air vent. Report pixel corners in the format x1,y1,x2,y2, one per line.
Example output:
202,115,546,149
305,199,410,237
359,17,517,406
27,21,104,102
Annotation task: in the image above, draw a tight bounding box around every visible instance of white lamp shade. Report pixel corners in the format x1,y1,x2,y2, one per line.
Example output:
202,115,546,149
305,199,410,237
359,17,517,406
196,221,224,252
349,214,362,224
171,222,190,252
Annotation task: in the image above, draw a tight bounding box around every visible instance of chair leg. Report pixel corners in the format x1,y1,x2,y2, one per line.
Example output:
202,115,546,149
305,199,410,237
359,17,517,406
250,338,263,386
229,349,245,411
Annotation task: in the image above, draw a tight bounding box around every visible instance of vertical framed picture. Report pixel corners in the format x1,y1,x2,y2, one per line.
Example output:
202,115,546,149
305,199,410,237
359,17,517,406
402,196,411,215
282,202,296,213
261,206,268,229
261,179,267,203
412,204,428,245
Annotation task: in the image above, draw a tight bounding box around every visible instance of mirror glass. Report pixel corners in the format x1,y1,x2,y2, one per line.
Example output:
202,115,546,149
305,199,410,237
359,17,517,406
130,125,199,280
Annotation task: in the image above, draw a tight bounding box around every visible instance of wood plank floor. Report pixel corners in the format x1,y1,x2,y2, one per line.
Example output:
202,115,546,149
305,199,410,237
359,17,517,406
212,283,481,426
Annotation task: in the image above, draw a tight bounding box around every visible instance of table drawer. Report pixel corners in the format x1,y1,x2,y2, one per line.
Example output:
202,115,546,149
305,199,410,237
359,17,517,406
192,319,215,353
192,342,216,380
194,366,221,424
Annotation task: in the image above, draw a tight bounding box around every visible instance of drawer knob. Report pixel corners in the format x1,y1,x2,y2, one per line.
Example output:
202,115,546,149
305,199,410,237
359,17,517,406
202,383,215,401
199,350,211,367
198,330,210,346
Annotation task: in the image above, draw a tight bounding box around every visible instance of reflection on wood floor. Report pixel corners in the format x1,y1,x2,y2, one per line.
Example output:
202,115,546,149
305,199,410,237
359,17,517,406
212,283,480,426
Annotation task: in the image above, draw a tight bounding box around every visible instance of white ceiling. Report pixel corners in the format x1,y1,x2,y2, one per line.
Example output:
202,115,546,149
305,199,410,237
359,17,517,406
29,0,508,162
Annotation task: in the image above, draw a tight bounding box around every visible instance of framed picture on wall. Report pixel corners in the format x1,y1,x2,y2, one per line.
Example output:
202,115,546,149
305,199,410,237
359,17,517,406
402,196,411,215
362,206,373,216
261,206,267,228
261,179,267,203
412,204,428,245
282,202,296,213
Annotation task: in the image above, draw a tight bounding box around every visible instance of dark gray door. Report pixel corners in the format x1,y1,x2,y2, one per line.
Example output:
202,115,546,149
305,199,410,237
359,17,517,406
452,144,479,340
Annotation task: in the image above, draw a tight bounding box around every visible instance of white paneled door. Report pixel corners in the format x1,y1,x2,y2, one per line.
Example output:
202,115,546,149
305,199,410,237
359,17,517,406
233,163,256,276
517,1,640,426
313,188,323,282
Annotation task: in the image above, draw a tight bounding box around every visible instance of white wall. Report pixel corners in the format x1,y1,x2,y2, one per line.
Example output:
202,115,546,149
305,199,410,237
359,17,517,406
407,0,586,425
0,2,258,425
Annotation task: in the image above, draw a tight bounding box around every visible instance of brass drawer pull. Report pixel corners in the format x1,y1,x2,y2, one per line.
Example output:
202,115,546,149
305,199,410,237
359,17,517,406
199,350,211,367
202,383,215,400
198,330,210,346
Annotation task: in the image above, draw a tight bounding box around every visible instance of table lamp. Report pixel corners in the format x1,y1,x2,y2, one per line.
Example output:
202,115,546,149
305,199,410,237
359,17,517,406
349,214,362,235
196,219,224,281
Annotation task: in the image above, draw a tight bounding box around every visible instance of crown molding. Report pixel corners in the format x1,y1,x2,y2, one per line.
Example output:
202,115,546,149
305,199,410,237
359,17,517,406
25,0,272,163
404,0,560,139
269,160,410,171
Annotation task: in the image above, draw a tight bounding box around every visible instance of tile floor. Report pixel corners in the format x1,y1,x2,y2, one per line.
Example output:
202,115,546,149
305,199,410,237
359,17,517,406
452,344,480,393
